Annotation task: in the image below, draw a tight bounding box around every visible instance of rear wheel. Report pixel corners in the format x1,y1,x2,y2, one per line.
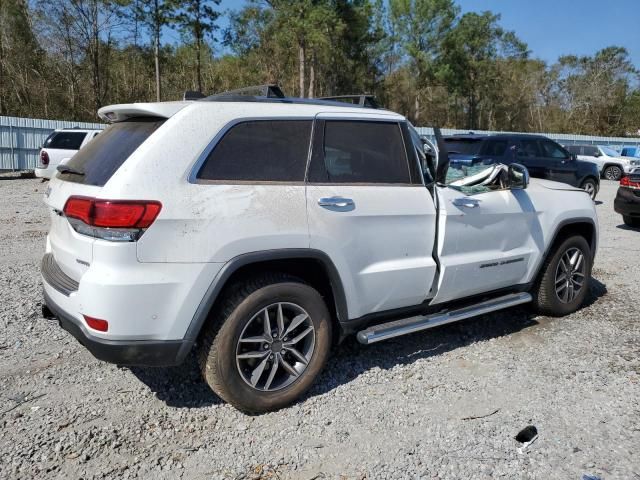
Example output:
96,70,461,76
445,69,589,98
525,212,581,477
531,235,592,316
198,273,332,413
603,165,623,181
581,179,597,200
623,215,640,228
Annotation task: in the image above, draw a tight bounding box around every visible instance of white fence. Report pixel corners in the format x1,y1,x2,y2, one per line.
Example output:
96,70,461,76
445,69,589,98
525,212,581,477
0,116,104,171
2,115,640,171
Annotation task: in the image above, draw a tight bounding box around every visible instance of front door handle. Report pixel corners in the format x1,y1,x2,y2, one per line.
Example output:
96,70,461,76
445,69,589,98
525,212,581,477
452,198,480,208
318,197,355,208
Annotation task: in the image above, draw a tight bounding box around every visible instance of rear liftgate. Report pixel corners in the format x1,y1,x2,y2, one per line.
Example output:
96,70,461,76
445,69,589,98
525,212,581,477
357,292,532,345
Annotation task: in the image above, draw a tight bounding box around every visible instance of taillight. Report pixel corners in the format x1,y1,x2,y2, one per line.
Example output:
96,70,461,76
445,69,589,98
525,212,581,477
40,150,49,167
63,196,162,242
621,176,640,189
83,315,108,332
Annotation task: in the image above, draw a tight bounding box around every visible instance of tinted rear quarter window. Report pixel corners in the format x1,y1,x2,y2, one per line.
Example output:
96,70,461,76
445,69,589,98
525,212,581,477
45,131,86,150
197,120,312,182
58,118,165,186
308,120,410,184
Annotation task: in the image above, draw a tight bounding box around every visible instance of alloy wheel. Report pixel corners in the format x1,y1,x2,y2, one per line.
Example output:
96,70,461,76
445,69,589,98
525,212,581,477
605,166,621,180
583,182,596,199
235,302,315,391
554,247,586,303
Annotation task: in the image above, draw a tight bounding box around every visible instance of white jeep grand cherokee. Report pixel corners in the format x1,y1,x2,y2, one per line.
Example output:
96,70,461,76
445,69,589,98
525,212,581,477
41,87,598,413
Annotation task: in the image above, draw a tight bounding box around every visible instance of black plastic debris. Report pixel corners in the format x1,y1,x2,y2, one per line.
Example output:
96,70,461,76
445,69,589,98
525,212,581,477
515,425,538,443
515,425,539,454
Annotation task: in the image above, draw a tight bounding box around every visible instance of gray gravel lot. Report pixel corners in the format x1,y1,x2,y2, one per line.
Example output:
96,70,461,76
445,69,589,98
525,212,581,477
0,176,638,480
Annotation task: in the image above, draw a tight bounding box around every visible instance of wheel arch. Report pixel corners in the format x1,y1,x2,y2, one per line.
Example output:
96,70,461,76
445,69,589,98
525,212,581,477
533,217,597,285
601,162,623,176
177,249,348,361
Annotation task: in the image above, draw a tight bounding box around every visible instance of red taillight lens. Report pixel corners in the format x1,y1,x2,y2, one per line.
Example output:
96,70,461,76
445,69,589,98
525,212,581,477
40,150,49,166
93,201,162,228
63,197,162,229
621,176,640,188
83,315,109,332
64,196,93,224
63,197,161,241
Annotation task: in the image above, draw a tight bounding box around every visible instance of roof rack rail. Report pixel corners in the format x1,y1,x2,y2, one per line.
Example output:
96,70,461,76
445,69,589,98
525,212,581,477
210,84,285,99
317,95,379,109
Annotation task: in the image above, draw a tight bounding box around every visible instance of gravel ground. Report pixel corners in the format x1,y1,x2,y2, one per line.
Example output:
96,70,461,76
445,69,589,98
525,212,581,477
0,175,638,480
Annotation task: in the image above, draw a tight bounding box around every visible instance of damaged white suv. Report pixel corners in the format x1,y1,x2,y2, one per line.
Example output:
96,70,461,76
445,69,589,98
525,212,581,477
41,86,598,413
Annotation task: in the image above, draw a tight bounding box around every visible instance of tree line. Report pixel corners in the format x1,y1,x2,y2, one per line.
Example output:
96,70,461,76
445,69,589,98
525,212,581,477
1,0,639,136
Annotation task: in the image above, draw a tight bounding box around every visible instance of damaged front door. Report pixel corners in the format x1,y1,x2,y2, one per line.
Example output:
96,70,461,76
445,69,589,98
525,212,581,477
431,174,542,304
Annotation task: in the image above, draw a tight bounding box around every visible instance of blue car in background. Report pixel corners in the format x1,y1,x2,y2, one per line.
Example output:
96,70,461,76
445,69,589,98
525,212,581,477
621,147,640,158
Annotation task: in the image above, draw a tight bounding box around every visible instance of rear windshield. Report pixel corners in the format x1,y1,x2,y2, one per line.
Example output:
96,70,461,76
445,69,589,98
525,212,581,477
444,138,483,155
44,131,86,150
58,118,165,186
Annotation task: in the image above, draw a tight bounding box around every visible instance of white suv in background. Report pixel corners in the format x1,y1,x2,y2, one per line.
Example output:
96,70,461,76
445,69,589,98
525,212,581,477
35,128,102,179
41,86,598,413
565,144,640,180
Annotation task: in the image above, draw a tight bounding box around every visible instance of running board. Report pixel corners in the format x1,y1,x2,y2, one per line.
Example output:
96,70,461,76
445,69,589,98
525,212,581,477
356,292,532,345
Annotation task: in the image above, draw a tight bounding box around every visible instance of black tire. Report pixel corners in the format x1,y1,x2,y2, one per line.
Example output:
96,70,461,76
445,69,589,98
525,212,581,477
603,165,623,181
623,215,640,228
580,178,597,200
197,273,332,413
531,235,592,316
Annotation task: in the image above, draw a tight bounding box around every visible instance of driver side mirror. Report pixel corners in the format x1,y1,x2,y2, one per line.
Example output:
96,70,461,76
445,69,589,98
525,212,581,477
593,151,601,157
508,163,529,190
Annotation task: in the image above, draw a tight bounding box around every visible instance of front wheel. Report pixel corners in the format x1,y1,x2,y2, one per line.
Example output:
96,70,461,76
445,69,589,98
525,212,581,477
603,165,623,181
581,179,597,200
531,235,592,316
198,273,332,413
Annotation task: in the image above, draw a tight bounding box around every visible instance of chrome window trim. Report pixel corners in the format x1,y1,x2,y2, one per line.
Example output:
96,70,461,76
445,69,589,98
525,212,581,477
187,116,315,184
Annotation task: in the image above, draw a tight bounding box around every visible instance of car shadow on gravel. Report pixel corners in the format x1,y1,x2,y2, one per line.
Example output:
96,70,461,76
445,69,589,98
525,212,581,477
304,277,608,401
616,223,640,232
128,354,223,408
127,279,607,411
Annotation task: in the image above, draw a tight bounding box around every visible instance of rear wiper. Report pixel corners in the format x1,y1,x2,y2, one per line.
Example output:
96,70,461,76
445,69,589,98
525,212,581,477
57,164,85,176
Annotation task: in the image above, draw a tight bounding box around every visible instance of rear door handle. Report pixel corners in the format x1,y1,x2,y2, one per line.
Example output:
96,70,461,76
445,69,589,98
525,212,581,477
452,198,480,208
318,197,354,208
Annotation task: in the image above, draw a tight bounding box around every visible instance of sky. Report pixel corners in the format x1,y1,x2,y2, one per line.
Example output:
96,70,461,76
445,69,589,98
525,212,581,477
215,0,640,67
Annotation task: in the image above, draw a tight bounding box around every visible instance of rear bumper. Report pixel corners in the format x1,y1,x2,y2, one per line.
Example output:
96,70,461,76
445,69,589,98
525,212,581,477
35,165,56,179
43,289,189,366
614,187,640,217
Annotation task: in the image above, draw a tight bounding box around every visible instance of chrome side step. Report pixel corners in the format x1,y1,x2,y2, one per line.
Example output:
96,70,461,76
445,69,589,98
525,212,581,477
356,292,532,345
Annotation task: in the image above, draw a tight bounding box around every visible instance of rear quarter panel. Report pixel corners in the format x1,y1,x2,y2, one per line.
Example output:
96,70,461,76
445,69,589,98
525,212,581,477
102,103,312,263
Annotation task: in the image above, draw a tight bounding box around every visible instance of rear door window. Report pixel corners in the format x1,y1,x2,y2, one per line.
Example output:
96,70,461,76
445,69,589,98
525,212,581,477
196,120,312,182
566,145,582,155
58,118,165,186
44,131,86,150
443,138,483,155
307,120,411,184
482,139,508,156
539,139,569,159
584,146,598,156
515,139,542,159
